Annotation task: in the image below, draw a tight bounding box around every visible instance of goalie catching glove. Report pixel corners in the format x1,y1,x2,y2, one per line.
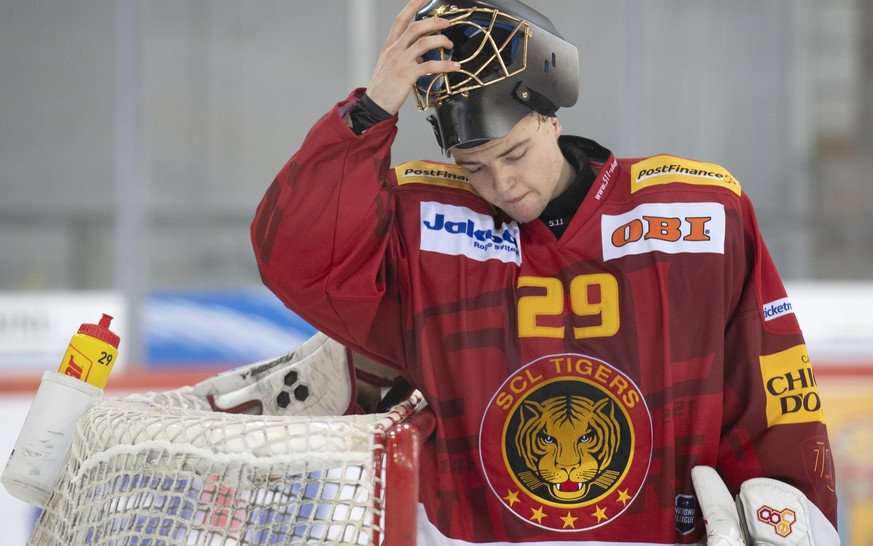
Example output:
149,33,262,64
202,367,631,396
691,466,839,546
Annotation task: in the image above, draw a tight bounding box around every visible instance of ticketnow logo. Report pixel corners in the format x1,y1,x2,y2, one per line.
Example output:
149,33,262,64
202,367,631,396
763,297,794,321
419,202,522,265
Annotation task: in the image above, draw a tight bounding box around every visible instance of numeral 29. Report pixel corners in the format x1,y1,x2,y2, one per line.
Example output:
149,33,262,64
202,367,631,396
517,274,620,339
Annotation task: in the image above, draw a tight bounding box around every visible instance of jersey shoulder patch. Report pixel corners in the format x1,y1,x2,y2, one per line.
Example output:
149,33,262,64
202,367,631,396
629,155,742,196
394,160,476,193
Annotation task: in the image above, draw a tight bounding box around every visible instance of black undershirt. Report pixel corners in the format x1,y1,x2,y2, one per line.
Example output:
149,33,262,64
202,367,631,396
349,93,394,135
538,137,598,239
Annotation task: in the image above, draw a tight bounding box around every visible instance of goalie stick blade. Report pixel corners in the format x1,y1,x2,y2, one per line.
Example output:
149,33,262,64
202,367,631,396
691,466,747,546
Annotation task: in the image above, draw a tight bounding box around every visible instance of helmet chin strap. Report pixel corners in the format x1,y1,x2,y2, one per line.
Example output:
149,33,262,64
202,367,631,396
512,82,559,117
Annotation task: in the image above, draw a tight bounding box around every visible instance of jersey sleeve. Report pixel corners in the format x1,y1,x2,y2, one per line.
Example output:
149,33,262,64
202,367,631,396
718,193,838,525
251,89,408,368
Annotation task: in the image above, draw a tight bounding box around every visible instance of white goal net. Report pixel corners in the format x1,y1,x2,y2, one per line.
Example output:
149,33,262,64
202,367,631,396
27,389,426,546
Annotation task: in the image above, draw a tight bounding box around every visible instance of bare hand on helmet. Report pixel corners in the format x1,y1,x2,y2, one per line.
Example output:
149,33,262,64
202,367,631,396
366,0,460,116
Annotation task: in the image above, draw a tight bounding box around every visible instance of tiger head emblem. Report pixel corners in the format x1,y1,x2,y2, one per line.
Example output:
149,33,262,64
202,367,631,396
515,395,622,502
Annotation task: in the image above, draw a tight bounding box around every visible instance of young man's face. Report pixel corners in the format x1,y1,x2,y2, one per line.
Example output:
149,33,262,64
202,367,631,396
451,114,572,223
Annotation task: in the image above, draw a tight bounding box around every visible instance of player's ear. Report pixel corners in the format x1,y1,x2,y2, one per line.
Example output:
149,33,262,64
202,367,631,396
550,116,562,140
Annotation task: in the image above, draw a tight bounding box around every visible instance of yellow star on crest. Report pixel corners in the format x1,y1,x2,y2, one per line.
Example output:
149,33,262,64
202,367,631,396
616,488,632,506
591,505,608,523
560,511,578,529
503,489,520,507
530,506,547,524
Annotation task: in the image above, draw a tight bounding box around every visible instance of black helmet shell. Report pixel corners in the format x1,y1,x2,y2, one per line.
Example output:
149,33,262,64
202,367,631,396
414,0,579,153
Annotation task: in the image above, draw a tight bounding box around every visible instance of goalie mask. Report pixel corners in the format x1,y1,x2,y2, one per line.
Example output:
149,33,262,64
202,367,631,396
414,0,579,153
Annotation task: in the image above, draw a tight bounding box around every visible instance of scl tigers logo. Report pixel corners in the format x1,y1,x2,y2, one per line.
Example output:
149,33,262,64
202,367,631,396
480,354,652,532
516,396,621,502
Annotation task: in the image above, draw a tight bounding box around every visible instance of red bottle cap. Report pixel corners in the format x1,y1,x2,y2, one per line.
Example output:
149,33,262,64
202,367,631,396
77,313,121,349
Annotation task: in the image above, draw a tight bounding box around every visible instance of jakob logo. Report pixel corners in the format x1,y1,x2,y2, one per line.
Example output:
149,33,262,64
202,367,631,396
420,202,522,265
479,354,652,531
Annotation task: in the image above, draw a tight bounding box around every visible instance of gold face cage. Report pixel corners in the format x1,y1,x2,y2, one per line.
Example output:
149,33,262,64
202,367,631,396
413,6,531,111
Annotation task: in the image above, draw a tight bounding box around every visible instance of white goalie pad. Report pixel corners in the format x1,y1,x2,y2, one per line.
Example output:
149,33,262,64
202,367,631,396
195,331,356,416
692,466,840,546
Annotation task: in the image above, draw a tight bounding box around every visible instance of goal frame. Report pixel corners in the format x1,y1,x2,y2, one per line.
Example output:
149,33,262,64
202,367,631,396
27,390,433,546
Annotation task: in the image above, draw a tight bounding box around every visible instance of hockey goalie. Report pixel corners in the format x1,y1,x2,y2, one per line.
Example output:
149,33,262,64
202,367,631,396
6,0,842,540
246,0,841,543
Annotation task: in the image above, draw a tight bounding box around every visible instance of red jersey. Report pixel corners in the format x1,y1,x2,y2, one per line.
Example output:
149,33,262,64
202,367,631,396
252,91,837,545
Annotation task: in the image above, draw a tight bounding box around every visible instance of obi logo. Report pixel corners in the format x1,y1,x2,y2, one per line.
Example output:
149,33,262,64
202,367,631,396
756,506,796,538
760,344,825,427
601,202,725,261
420,202,522,265
479,354,652,532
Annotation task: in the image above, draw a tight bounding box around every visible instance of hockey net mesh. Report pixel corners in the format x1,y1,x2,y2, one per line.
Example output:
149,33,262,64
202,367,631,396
28,391,422,546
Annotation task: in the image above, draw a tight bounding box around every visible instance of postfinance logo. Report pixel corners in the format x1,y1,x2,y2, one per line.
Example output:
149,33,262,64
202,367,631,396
760,344,825,427
395,160,473,191
630,156,741,196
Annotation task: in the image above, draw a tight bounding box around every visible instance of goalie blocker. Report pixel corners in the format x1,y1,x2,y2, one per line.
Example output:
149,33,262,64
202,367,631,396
691,466,840,546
